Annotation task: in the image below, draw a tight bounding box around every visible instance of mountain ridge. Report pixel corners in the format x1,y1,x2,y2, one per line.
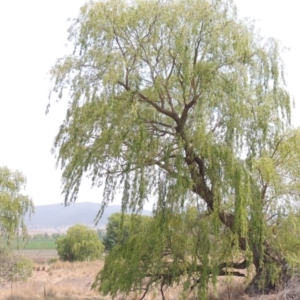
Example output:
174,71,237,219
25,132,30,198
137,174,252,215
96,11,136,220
25,202,152,231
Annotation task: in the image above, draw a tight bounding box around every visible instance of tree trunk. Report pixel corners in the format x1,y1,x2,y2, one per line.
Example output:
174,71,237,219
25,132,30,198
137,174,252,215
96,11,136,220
246,267,277,296
246,243,290,296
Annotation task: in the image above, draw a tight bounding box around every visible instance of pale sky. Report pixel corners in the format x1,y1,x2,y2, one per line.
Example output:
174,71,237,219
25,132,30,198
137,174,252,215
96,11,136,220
0,1,299,208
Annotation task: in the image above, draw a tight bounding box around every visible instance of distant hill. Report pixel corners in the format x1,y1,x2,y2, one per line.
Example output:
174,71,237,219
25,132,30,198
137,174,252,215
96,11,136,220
25,202,151,231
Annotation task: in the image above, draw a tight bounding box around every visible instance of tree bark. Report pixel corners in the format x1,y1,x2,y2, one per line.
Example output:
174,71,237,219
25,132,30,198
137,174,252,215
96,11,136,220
246,243,290,296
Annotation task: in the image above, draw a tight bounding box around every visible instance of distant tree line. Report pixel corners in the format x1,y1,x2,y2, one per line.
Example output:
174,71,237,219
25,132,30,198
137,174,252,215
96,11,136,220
29,233,65,240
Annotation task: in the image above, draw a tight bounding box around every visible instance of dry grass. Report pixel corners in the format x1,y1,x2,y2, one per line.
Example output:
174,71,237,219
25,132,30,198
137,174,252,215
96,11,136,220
107,276,249,300
0,260,105,300
208,276,248,300
277,276,300,300
0,261,251,300
236,276,300,300
1,258,299,300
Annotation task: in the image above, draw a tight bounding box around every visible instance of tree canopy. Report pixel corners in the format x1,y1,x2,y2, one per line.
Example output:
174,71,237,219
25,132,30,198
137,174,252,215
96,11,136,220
49,0,300,298
0,166,34,244
56,224,104,261
0,166,34,284
103,212,151,250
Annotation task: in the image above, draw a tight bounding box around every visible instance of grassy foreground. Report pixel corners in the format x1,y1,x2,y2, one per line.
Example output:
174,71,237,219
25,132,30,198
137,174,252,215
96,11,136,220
0,260,104,300
0,253,297,299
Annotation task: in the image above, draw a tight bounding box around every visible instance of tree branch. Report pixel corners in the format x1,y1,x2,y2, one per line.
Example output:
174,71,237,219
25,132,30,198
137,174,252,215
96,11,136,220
117,81,180,123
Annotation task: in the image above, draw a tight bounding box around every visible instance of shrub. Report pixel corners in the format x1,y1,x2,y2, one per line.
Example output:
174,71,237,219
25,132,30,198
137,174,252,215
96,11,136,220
56,224,104,261
0,251,33,283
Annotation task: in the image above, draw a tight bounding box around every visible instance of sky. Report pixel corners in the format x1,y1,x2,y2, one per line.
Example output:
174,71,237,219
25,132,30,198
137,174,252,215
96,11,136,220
0,1,299,208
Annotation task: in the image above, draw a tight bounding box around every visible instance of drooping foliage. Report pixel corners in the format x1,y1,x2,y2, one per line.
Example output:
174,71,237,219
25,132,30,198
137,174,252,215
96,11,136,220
95,207,237,299
103,212,151,250
56,224,104,261
49,0,300,297
0,166,34,284
0,166,34,244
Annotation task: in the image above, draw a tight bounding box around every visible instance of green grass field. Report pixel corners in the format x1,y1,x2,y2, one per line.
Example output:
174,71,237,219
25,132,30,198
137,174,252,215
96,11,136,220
1,238,56,250
24,238,57,250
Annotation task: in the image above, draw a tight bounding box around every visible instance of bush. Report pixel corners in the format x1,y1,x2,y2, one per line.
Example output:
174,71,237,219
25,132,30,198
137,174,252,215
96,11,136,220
0,250,33,284
48,258,58,264
13,255,33,281
56,224,104,261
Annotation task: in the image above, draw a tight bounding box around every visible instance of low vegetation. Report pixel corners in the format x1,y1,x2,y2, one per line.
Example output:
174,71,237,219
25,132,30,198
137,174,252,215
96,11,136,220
0,260,103,300
0,250,33,285
1,256,300,300
56,224,104,262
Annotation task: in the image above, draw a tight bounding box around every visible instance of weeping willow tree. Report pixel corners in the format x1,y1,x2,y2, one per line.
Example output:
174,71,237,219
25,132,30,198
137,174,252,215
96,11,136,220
49,0,300,297
0,166,34,284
